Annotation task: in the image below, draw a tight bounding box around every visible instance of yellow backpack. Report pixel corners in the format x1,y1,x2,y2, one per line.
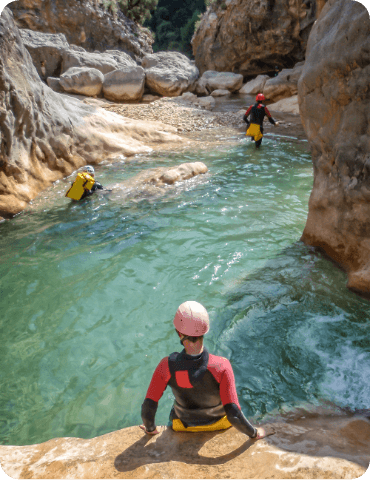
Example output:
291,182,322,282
172,415,232,432
65,172,95,201
246,123,263,142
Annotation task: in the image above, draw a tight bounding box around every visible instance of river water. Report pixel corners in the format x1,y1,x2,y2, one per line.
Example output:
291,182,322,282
1,128,369,446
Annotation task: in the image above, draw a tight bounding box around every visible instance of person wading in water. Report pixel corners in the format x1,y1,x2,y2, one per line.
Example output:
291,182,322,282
243,94,279,149
140,301,275,439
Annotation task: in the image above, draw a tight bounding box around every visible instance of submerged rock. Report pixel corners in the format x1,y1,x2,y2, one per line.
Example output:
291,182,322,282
59,67,104,97
0,414,368,478
298,0,370,294
192,0,328,77
0,8,181,218
142,51,199,97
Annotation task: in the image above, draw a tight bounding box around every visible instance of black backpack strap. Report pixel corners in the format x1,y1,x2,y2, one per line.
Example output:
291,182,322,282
168,352,180,378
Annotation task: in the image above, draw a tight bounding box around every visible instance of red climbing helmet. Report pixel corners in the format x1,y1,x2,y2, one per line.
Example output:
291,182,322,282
256,93,265,102
173,301,210,337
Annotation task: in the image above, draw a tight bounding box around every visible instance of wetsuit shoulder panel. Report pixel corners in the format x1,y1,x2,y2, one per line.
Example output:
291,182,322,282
145,357,171,402
207,354,241,408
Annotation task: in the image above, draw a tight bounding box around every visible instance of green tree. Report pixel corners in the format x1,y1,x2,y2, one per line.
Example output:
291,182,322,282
117,0,159,23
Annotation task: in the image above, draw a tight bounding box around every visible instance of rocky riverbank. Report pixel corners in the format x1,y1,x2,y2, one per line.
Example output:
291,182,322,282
0,410,369,479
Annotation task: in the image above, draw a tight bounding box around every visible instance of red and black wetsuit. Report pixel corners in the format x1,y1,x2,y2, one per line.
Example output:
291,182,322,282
141,348,257,437
243,102,276,147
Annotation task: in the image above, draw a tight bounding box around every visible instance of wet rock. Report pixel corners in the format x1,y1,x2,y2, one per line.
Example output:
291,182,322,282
9,0,153,61
19,29,69,80
148,162,208,186
211,89,230,97
192,0,328,77
142,51,199,97
198,71,243,93
103,67,145,102
263,63,304,102
298,0,370,294
268,95,299,115
239,75,269,95
197,96,216,110
0,8,181,218
61,49,136,75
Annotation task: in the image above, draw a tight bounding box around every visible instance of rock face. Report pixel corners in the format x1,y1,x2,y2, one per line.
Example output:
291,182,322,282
9,0,153,61
103,67,145,102
298,0,370,294
0,8,181,218
263,62,304,101
59,67,104,96
142,52,199,97
192,0,328,77
19,29,69,80
0,414,368,479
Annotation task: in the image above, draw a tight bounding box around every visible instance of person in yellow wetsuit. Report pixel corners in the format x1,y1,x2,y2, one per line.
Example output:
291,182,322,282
243,93,279,149
65,165,103,201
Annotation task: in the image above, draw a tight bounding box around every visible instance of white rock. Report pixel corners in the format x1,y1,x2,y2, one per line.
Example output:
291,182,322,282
181,92,198,102
210,89,230,97
61,49,136,75
268,95,299,114
197,96,215,110
199,71,243,92
59,67,104,96
239,75,270,95
103,66,145,101
142,52,199,97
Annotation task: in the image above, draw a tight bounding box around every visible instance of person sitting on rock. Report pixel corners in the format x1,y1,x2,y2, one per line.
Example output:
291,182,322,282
140,301,275,439
243,93,279,149
65,165,103,201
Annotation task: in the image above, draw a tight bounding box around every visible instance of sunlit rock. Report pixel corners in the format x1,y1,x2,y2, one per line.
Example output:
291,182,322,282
298,0,370,294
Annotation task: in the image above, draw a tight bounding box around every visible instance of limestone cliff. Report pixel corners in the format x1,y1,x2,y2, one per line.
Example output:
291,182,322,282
298,0,370,294
0,8,181,218
192,0,327,78
0,414,368,478
9,0,153,61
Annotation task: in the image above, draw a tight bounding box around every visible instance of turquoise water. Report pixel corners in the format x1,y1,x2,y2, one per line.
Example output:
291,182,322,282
0,133,369,446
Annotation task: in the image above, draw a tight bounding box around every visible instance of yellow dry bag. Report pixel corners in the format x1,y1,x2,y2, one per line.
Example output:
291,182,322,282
246,123,263,142
172,415,232,432
65,172,95,201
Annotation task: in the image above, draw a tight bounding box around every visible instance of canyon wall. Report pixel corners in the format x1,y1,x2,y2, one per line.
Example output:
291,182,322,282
192,0,327,78
8,0,153,61
0,8,180,219
298,0,370,294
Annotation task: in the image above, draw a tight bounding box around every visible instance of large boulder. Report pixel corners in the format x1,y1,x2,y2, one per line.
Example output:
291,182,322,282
268,95,299,115
19,29,69,80
239,75,270,95
197,70,243,93
142,52,199,97
263,63,304,102
192,0,328,77
298,0,370,294
59,67,104,97
0,8,181,218
9,0,153,61
61,49,136,75
103,67,145,102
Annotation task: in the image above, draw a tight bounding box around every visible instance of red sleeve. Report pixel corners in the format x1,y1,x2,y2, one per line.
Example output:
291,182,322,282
207,354,241,408
145,357,171,402
264,107,272,117
245,106,252,116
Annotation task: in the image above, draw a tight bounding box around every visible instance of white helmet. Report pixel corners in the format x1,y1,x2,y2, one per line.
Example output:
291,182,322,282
84,165,95,175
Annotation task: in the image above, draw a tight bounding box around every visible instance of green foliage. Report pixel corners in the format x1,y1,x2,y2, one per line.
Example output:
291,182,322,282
144,0,207,56
102,0,159,23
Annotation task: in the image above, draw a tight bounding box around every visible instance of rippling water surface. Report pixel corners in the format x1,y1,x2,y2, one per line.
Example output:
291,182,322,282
1,133,369,445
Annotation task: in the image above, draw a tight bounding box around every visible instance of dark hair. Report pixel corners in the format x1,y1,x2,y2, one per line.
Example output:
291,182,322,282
176,330,204,344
